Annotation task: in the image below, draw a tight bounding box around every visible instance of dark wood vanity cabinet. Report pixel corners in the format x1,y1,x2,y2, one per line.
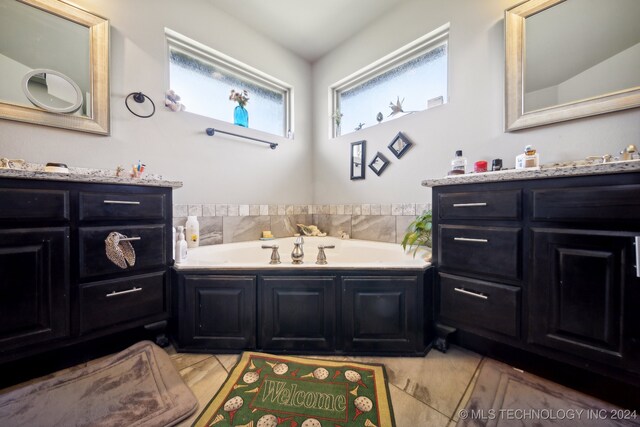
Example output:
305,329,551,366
0,178,173,364
260,276,337,352
0,228,69,351
432,172,640,381
178,275,256,351
529,229,639,372
342,275,422,352
174,269,431,355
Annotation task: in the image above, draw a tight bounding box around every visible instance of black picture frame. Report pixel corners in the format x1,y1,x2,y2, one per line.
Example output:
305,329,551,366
388,131,413,159
350,140,366,180
368,151,390,176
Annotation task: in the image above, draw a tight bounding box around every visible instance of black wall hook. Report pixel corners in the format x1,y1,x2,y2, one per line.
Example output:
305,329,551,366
125,92,155,118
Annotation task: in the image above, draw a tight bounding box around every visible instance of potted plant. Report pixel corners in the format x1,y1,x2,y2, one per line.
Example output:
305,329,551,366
401,210,433,259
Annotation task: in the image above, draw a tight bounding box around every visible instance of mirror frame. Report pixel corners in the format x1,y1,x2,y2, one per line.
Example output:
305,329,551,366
388,131,413,159
0,0,110,135
368,151,390,177
505,0,640,131
350,140,366,180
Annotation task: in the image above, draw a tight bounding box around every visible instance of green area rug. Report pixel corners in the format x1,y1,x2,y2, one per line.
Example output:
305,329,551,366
193,352,395,427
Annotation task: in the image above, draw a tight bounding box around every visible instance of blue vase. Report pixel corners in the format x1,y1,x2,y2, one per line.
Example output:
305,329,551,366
234,105,248,127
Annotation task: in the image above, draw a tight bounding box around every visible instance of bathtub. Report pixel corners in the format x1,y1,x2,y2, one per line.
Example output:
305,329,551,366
172,236,433,355
173,236,431,269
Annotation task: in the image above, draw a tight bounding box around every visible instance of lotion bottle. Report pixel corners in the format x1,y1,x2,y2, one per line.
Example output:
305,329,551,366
175,226,188,263
185,216,200,248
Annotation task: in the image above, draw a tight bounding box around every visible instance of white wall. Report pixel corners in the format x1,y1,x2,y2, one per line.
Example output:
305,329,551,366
0,0,314,205
2,0,640,207
311,0,640,204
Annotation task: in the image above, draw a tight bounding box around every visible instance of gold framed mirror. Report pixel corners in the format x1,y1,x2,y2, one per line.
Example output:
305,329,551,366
505,0,640,131
0,0,110,135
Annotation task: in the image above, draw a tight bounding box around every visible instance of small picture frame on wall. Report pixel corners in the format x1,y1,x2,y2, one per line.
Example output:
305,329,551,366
388,131,413,159
368,152,390,176
350,140,366,180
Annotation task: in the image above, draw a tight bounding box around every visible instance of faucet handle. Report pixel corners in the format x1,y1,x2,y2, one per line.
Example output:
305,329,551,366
262,245,281,264
316,245,335,265
295,236,304,245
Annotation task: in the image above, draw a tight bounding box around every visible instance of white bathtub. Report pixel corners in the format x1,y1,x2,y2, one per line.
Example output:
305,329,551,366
174,236,431,270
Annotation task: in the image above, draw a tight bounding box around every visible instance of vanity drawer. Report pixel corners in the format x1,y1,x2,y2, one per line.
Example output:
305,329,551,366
438,189,521,220
78,225,166,278
79,272,166,334
438,225,521,281
439,273,520,338
532,185,640,222
79,191,165,221
0,188,69,221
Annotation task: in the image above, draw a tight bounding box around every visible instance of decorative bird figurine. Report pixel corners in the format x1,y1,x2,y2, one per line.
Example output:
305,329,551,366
388,96,404,116
355,122,365,131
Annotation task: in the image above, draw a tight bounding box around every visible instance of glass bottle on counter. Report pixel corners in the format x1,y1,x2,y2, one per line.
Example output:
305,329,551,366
450,150,467,175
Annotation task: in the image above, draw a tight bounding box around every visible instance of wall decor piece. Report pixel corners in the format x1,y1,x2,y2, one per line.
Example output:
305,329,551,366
388,131,413,159
369,152,390,176
0,0,110,135
165,89,186,112
350,140,366,180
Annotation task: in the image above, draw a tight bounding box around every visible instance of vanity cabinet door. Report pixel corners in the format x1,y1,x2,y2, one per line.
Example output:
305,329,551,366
342,276,419,353
180,275,256,350
0,228,69,352
530,228,640,373
259,276,336,351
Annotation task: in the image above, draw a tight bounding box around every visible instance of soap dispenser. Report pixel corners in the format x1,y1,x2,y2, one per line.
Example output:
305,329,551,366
175,226,188,263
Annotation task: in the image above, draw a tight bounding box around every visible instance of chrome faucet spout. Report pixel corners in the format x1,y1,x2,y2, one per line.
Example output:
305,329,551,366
291,237,304,264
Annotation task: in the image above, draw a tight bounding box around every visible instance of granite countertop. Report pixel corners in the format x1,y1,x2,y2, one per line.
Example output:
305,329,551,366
0,163,183,188
422,159,640,187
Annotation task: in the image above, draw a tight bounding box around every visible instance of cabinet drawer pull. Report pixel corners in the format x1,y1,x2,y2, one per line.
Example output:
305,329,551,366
635,236,640,278
119,236,141,242
453,237,489,243
453,202,487,207
103,200,141,205
106,286,142,297
454,287,488,300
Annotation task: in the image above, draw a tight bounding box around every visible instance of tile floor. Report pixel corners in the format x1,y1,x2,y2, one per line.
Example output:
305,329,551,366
167,345,483,427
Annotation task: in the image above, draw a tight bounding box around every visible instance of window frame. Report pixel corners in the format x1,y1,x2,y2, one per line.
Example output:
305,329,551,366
165,28,294,139
329,23,450,138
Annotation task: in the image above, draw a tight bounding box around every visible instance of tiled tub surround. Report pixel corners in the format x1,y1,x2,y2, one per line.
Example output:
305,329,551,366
173,203,430,245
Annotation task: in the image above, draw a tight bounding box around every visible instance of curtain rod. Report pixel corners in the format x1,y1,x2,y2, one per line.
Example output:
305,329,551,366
205,128,278,149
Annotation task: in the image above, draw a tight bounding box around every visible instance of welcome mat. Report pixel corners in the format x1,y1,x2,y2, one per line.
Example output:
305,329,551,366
0,341,198,427
193,352,395,427
457,359,639,427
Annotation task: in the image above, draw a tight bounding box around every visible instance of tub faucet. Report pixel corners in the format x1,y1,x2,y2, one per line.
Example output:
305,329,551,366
261,245,281,264
316,245,335,265
291,236,304,264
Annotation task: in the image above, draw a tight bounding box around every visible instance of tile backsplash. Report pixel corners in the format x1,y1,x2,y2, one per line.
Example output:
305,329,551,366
173,203,430,246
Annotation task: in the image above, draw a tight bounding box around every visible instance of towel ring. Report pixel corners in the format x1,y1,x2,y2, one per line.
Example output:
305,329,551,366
125,92,155,118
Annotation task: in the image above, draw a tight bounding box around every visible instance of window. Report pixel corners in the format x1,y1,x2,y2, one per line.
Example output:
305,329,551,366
330,24,449,137
166,29,292,137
